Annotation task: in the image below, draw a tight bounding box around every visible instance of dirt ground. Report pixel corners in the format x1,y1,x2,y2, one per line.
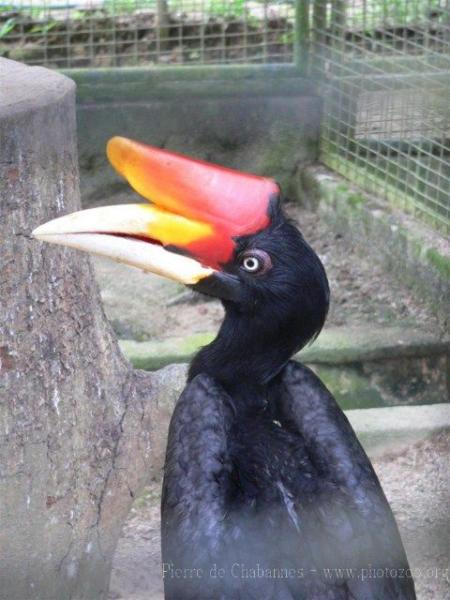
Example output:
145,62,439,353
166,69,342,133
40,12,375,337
93,198,442,343
109,431,450,600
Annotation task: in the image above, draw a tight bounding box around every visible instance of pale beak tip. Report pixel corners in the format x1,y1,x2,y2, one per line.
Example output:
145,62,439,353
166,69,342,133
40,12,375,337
32,218,63,241
32,223,47,239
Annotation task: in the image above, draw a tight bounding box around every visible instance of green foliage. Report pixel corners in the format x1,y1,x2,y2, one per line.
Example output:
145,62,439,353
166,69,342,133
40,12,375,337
71,9,90,20
29,20,57,34
0,4,47,21
207,0,246,18
426,249,450,279
346,192,366,208
279,30,294,44
347,0,446,27
0,16,16,38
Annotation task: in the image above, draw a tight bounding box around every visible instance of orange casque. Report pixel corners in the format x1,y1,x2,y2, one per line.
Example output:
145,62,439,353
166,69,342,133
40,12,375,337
107,137,280,270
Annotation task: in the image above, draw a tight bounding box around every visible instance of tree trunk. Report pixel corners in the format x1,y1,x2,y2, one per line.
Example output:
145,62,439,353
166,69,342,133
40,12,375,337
0,58,183,600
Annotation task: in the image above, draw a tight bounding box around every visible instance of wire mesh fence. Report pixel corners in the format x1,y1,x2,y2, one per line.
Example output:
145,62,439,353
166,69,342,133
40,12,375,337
311,0,450,233
2,1,448,232
0,1,295,67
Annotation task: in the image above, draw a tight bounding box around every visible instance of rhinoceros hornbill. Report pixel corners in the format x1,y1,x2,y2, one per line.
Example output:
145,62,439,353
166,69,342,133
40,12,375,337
34,137,416,600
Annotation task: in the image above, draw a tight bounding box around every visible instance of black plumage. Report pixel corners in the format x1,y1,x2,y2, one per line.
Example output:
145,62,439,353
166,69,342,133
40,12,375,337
161,199,416,600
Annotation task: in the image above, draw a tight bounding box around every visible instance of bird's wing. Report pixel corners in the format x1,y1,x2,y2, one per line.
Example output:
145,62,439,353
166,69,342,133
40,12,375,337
161,373,237,600
273,361,417,600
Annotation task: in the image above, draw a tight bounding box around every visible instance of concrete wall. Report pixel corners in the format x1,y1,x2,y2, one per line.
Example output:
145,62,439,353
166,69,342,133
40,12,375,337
64,65,321,204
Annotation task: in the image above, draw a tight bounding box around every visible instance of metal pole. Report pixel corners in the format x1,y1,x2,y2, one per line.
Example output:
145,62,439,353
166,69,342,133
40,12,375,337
295,0,310,74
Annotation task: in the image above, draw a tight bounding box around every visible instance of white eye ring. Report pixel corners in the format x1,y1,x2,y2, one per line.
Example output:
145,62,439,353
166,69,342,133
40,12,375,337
242,256,261,272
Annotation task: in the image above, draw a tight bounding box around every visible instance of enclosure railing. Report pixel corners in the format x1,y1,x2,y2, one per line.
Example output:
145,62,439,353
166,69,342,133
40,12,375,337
0,0,295,67
310,0,450,233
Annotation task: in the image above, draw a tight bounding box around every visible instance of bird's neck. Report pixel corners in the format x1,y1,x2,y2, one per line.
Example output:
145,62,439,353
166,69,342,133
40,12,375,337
189,307,301,408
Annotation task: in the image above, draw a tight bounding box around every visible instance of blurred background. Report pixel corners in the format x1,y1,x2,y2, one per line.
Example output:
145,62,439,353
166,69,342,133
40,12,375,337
2,2,448,599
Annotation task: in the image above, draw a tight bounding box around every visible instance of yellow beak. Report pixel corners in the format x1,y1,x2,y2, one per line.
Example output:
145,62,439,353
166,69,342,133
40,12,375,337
32,203,214,285
33,135,277,290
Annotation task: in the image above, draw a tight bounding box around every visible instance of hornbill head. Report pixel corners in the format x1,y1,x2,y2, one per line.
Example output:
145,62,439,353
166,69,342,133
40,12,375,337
33,137,329,365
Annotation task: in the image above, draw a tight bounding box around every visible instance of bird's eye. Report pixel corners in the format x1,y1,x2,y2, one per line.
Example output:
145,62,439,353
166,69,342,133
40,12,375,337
242,257,261,272
239,250,272,275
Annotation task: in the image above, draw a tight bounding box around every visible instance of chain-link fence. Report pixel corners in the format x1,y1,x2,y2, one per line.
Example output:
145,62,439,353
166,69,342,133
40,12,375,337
311,0,450,233
0,1,295,67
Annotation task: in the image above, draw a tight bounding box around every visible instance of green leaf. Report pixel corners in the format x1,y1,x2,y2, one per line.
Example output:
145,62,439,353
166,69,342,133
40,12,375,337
0,17,16,39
